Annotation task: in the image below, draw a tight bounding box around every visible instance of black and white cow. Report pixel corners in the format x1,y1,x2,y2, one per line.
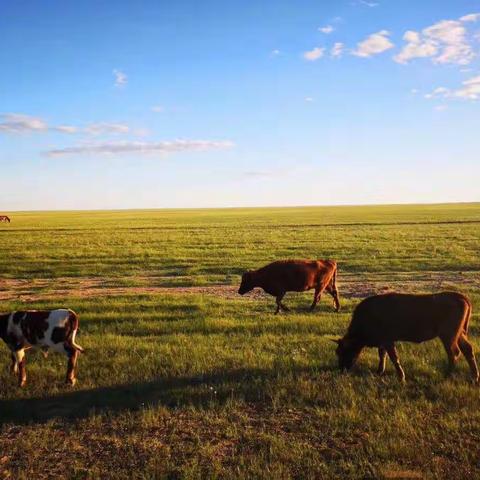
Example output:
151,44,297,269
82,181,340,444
0,309,84,387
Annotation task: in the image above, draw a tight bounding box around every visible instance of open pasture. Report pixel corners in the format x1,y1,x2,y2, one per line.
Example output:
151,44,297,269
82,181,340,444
0,204,480,479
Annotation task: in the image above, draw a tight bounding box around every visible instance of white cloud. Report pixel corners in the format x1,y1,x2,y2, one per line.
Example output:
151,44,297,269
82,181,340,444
113,69,127,87
304,97,314,102
434,105,448,111
353,30,394,57
395,17,477,65
84,123,130,136
424,86,449,99
270,49,281,57
410,88,419,94
0,113,138,139
303,47,325,61
424,75,480,101
45,139,235,157
460,13,480,23
244,170,279,178
151,105,165,113
55,125,78,134
394,30,438,63
331,42,344,58
353,0,379,7
0,113,48,133
319,25,334,34
453,75,480,99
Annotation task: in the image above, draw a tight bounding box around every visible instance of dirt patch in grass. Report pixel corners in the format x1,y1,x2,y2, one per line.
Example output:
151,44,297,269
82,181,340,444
0,271,478,303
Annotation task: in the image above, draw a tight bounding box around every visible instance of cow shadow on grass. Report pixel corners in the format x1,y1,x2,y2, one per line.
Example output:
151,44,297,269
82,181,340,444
0,365,338,425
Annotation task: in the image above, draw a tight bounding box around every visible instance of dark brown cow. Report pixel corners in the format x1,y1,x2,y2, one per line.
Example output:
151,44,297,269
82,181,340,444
0,309,84,387
0,215,10,223
238,259,340,314
334,292,479,383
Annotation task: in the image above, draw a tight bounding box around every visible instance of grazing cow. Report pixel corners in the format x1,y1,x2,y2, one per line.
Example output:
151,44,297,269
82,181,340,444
0,215,10,223
0,309,84,387
238,259,340,314
334,292,479,383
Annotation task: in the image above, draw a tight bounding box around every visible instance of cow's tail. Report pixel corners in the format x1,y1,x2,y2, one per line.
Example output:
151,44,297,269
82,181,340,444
68,310,85,353
329,260,340,312
462,296,473,335
331,262,338,289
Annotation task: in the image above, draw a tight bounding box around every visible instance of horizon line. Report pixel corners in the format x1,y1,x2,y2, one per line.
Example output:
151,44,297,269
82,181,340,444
1,200,479,214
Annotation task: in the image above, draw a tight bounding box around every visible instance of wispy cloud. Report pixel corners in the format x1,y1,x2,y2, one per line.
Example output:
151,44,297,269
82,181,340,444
243,170,279,178
84,123,130,136
304,97,315,102
352,0,379,7
45,140,235,157
113,69,127,87
394,14,479,65
54,125,78,134
0,113,136,138
0,113,48,133
303,47,325,61
270,49,281,57
331,42,344,58
319,25,334,34
459,13,480,22
353,30,394,57
424,75,480,101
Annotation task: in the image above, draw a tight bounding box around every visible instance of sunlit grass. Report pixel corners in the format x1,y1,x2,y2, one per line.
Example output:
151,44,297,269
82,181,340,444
0,204,479,478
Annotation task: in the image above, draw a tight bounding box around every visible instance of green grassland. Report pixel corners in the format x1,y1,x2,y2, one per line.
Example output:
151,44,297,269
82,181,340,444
0,204,479,479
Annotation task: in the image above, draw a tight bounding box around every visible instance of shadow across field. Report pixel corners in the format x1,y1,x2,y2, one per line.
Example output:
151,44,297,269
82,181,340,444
0,365,333,425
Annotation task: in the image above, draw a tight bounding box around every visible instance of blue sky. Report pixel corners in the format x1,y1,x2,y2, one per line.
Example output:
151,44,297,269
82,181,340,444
1,0,479,210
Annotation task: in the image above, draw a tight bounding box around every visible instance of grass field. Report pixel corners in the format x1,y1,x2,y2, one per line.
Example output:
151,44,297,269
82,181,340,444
1,203,479,479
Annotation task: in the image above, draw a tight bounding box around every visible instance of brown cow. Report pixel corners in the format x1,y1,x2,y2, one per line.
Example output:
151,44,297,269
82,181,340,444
334,292,479,383
238,259,340,314
0,309,84,387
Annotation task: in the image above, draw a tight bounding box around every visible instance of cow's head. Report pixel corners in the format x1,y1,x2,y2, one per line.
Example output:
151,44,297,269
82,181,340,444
238,271,255,295
0,313,9,341
333,337,363,371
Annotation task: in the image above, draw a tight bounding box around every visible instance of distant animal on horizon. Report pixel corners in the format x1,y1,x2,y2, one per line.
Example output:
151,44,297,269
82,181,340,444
238,259,340,314
333,292,479,383
0,309,84,387
0,215,10,223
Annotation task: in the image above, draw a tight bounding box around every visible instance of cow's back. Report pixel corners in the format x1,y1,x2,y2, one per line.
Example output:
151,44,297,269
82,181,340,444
257,260,329,293
349,292,470,345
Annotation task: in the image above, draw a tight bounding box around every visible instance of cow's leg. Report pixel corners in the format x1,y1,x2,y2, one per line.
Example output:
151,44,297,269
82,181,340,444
64,344,79,386
310,288,321,311
14,348,27,387
330,287,340,312
326,286,340,312
377,347,387,375
9,351,18,375
458,334,479,383
386,344,405,382
275,293,289,314
440,336,461,375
